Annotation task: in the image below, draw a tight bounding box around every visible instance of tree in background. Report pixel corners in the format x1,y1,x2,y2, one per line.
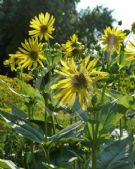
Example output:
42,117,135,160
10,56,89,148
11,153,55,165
0,0,114,75
76,6,115,48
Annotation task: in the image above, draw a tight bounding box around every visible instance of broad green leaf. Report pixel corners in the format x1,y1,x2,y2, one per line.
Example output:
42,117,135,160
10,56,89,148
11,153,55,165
117,95,135,110
105,89,122,100
17,80,44,106
96,135,135,169
18,80,41,99
30,119,63,137
0,111,44,143
0,159,19,169
97,102,124,135
48,121,83,142
12,105,27,119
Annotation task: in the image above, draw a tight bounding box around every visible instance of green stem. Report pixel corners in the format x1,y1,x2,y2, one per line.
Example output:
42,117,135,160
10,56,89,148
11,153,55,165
91,111,97,169
120,119,122,137
41,144,50,164
28,105,31,120
44,103,48,141
46,149,50,163
92,148,97,169
31,106,34,120
106,51,113,70
101,83,107,104
70,115,73,124
31,143,36,165
124,115,127,128
51,115,56,134
42,145,50,163
92,126,97,169
42,93,48,140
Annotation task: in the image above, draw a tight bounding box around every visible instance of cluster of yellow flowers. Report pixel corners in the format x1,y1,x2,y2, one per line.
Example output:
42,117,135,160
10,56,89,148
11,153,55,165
3,11,135,110
4,12,55,70
4,12,135,72
62,34,84,60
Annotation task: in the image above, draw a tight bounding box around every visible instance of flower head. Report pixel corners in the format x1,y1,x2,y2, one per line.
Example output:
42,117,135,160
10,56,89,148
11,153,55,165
16,38,45,70
29,12,55,41
51,56,108,110
4,52,21,71
101,27,126,54
125,38,135,61
62,34,84,59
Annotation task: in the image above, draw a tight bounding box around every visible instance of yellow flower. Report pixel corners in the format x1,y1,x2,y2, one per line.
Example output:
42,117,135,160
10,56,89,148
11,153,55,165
21,73,33,82
125,39,135,61
65,34,78,48
101,27,126,54
51,56,108,110
16,38,45,70
4,52,21,71
29,12,55,41
62,34,84,59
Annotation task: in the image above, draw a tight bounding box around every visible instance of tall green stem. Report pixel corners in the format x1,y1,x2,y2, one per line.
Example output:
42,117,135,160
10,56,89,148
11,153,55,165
28,105,31,120
51,115,55,134
44,100,48,141
119,119,122,137
101,83,107,104
91,111,97,169
42,92,48,140
92,148,97,169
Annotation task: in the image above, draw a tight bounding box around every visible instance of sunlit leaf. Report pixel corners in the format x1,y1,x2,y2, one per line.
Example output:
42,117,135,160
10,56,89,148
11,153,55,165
0,159,19,169
0,111,44,143
48,121,83,142
117,95,135,110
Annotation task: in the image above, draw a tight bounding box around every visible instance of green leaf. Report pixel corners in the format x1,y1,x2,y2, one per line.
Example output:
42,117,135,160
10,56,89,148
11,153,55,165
48,121,83,142
17,80,44,101
0,159,19,169
42,163,66,169
97,102,124,135
0,111,44,143
12,105,27,119
55,105,72,114
96,135,135,169
117,95,135,110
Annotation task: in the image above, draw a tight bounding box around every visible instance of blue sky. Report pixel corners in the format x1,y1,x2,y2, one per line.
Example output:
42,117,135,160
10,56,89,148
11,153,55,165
77,0,134,30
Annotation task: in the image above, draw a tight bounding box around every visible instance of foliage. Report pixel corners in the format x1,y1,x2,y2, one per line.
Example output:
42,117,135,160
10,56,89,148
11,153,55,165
0,3,135,169
96,135,135,169
0,159,19,169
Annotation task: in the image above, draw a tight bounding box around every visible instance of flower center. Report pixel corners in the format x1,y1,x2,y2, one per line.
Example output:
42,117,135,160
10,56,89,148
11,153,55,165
72,48,80,56
107,34,117,47
29,51,38,60
72,73,87,89
13,56,18,62
40,25,48,34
